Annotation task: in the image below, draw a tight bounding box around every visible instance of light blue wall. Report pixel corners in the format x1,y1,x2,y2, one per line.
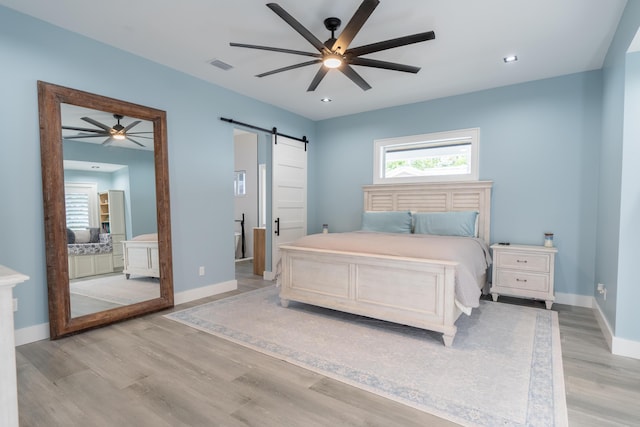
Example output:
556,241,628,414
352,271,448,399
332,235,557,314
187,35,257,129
0,6,315,330
617,51,640,340
312,72,602,297
595,0,640,340
64,170,113,194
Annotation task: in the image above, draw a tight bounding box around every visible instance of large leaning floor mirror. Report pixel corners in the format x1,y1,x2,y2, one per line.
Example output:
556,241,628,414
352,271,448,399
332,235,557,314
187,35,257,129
38,81,173,339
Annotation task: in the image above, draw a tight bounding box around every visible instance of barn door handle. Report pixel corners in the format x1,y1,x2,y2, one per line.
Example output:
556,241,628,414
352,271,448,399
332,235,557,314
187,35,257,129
274,218,280,236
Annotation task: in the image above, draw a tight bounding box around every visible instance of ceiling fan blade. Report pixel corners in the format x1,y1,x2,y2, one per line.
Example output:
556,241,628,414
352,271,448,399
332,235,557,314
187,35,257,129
346,31,435,57
123,120,141,132
306,66,330,92
126,136,146,148
256,59,322,78
61,125,108,134
266,3,328,53
332,0,379,54
81,116,112,132
348,57,420,73
101,137,113,146
125,132,154,139
63,134,109,139
230,43,321,58
340,64,372,91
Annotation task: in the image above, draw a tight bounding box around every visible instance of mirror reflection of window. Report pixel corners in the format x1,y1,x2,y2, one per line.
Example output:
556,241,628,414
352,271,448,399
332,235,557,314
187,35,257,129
64,183,98,228
234,170,246,196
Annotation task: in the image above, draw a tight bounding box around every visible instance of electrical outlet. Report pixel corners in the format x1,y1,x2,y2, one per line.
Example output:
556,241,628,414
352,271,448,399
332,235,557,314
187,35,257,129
199,266,205,276
597,283,607,300
13,298,18,312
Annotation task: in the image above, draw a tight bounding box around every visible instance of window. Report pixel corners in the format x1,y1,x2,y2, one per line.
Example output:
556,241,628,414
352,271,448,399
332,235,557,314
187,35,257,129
373,128,479,184
234,170,246,196
64,183,98,229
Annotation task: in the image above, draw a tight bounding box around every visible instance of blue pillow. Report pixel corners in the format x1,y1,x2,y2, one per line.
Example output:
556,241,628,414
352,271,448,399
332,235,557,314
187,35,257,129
413,211,478,237
361,211,412,234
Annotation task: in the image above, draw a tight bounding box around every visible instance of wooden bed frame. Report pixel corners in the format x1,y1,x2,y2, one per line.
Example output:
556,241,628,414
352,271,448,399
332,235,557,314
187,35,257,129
278,181,492,346
122,239,160,279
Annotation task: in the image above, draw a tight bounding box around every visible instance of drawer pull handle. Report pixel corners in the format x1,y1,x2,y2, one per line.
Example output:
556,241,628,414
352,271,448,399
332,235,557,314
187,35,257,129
516,259,528,263
516,278,528,282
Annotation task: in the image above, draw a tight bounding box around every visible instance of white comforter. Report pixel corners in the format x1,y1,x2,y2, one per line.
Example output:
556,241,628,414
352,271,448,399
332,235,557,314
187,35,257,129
285,231,492,309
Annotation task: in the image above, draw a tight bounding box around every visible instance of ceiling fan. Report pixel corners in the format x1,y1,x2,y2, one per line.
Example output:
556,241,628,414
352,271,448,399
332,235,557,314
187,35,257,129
62,114,152,147
230,0,435,91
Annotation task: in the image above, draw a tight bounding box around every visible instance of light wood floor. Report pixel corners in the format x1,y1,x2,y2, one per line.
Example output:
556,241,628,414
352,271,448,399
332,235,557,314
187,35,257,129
16,261,640,426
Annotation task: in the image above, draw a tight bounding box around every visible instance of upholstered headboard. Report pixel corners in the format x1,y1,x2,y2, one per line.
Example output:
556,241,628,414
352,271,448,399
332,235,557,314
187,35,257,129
362,181,493,244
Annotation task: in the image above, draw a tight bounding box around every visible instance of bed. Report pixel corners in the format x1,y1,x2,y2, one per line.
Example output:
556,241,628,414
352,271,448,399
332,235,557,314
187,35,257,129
278,181,493,346
122,233,160,279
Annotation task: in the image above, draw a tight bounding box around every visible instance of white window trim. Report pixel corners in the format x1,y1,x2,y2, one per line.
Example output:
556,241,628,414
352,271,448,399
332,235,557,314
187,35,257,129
373,128,480,184
64,182,99,228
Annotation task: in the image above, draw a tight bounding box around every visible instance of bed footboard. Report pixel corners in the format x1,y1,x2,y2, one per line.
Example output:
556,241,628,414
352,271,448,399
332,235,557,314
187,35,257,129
279,245,462,346
122,240,160,279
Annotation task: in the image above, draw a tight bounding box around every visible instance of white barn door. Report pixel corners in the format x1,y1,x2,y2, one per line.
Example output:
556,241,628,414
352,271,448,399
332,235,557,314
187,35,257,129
272,134,307,272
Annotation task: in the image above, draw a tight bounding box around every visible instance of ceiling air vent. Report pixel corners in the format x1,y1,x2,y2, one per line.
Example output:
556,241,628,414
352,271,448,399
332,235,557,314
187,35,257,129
209,59,234,71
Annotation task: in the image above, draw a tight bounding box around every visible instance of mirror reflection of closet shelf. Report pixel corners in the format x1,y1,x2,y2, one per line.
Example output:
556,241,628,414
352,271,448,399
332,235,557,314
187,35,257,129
99,190,126,269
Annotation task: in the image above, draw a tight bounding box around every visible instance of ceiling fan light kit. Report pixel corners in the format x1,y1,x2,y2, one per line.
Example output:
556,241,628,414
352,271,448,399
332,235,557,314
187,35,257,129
323,54,343,69
230,0,435,91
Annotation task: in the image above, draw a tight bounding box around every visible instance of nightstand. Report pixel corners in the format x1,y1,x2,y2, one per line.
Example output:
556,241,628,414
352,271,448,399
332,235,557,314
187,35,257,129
490,244,558,309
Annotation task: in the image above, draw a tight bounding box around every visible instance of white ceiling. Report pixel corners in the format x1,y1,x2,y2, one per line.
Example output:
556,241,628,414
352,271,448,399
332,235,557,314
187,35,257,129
1,0,628,120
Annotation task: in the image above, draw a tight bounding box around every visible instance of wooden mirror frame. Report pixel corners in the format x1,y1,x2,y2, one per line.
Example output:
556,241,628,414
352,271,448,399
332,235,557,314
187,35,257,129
38,81,174,339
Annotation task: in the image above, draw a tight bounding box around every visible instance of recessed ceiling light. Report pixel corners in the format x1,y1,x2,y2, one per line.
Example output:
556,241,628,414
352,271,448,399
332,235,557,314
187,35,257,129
320,97,332,103
503,55,518,63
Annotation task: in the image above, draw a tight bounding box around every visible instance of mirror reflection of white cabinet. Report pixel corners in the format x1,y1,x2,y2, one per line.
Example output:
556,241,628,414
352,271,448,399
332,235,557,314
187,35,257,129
99,190,125,269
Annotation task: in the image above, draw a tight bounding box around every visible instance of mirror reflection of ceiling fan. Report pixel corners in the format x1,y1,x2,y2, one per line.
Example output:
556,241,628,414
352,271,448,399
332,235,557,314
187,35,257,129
230,0,436,91
62,114,153,147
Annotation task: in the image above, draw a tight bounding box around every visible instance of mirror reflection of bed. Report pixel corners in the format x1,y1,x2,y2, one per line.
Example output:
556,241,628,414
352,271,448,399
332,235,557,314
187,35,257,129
62,103,160,319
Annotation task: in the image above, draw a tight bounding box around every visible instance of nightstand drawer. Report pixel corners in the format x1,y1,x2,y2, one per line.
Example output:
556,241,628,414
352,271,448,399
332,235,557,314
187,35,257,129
495,251,549,273
495,270,549,292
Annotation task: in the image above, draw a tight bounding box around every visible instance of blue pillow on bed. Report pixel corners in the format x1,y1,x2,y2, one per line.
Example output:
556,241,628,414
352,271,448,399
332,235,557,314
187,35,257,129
361,211,412,234
413,211,478,237
66,227,75,244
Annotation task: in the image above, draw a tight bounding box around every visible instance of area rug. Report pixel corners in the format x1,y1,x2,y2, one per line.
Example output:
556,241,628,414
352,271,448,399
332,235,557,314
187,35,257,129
165,286,568,426
70,274,160,305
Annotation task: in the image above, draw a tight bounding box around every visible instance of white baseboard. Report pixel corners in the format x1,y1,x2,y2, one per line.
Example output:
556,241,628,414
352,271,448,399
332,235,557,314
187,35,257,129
554,292,594,308
612,336,640,359
174,280,237,305
593,299,614,351
14,280,238,346
592,299,640,360
15,322,50,346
